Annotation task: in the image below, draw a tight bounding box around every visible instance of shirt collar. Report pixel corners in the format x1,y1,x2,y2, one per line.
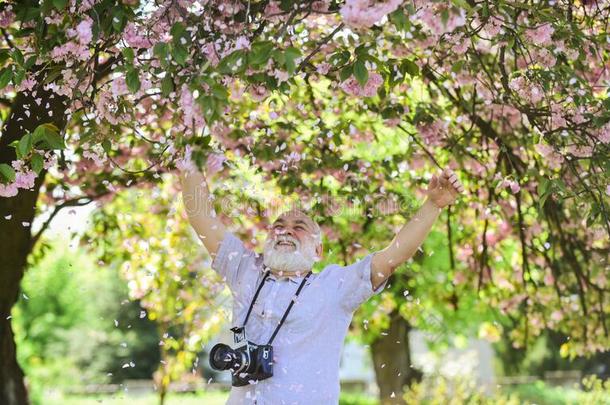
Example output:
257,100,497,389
263,266,310,284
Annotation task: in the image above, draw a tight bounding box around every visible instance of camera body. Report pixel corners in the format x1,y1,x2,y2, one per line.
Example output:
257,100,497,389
209,327,274,387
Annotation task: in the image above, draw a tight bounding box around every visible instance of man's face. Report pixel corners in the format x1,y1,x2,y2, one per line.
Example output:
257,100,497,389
262,212,322,274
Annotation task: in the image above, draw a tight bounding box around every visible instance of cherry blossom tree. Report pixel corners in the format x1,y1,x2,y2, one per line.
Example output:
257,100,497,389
1,0,609,404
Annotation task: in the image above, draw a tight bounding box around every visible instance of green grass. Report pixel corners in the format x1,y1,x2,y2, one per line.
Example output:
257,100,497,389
43,390,379,405
43,391,229,405
502,381,610,405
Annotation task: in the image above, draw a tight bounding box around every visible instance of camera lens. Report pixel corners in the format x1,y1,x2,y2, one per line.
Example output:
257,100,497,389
209,344,238,371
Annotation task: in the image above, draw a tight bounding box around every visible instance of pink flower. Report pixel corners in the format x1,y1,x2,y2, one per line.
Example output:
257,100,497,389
340,0,403,29
249,84,269,102
0,182,18,197
206,153,226,175
14,170,37,190
264,1,283,21
525,24,554,46
123,22,154,49
75,18,93,45
176,144,197,173
0,6,15,28
416,119,448,147
544,270,555,285
340,71,383,97
316,62,331,75
453,271,466,285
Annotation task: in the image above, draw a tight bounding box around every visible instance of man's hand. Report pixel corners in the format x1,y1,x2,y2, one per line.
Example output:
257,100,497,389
424,168,465,209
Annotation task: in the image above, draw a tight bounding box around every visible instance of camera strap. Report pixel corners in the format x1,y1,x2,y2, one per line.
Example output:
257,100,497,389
239,269,313,345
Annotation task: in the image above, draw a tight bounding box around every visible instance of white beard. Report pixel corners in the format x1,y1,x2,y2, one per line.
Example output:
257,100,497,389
263,235,318,274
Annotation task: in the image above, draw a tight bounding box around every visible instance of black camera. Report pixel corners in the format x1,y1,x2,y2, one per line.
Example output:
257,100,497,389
209,328,274,387
209,270,312,387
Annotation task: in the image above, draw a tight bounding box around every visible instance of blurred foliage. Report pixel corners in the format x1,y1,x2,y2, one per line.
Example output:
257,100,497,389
403,373,610,405
12,236,160,405
81,179,228,401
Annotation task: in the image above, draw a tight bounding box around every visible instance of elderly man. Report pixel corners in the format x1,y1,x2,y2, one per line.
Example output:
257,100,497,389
180,166,464,405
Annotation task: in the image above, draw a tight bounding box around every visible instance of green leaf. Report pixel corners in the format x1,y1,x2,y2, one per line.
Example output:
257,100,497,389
153,42,169,59
31,153,44,174
112,8,125,32
24,55,37,69
32,123,65,150
211,83,228,100
451,0,473,11
389,9,409,31
18,133,33,158
126,68,141,93
353,60,368,87
161,75,174,97
0,163,16,182
170,22,186,41
171,44,189,66
452,60,465,73
11,48,24,66
249,41,274,66
0,67,12,89
401,59,420,77
283,47,301,75
340,65,353,81
122,47,135,63
12,68,25,86
52,0,68,10
101,139,112,153
217,50,248,75
43,66,63,84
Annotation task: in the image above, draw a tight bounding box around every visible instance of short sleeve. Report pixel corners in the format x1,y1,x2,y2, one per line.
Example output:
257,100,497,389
210,231,256,292
330,252,389,313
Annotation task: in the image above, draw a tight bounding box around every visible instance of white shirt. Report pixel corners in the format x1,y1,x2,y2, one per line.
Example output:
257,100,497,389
210,231,388,405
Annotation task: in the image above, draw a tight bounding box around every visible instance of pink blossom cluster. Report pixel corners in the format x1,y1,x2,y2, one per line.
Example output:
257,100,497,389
567,143,593,158
81,142,107,167
179,84,206,133
248,84,270,101
524,24,554,46
415,119,448,147
123,22,155,49
340,0,403,29
508,76,544,103
69,0,96,13
529,47,556,68
50,39,90,62
594,121,610,144
94,90,130,125
264,1,283,22
414,2,466,35
495,175,521,194
533,142,563,170
0,5,15,28
206,152,227,175
484,220,512,247
340,71,383,97
175,144,197,173
0,155,55,197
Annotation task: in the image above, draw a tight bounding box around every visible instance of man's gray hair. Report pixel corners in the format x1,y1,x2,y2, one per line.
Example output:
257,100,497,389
276,208,322,245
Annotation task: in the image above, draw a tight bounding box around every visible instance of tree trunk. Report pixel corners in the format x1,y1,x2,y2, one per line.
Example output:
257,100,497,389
371,309,423,405
0,72,68,405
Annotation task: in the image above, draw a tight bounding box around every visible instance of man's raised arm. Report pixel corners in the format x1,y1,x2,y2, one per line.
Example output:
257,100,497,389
180,168,228,257
370,168,465,290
